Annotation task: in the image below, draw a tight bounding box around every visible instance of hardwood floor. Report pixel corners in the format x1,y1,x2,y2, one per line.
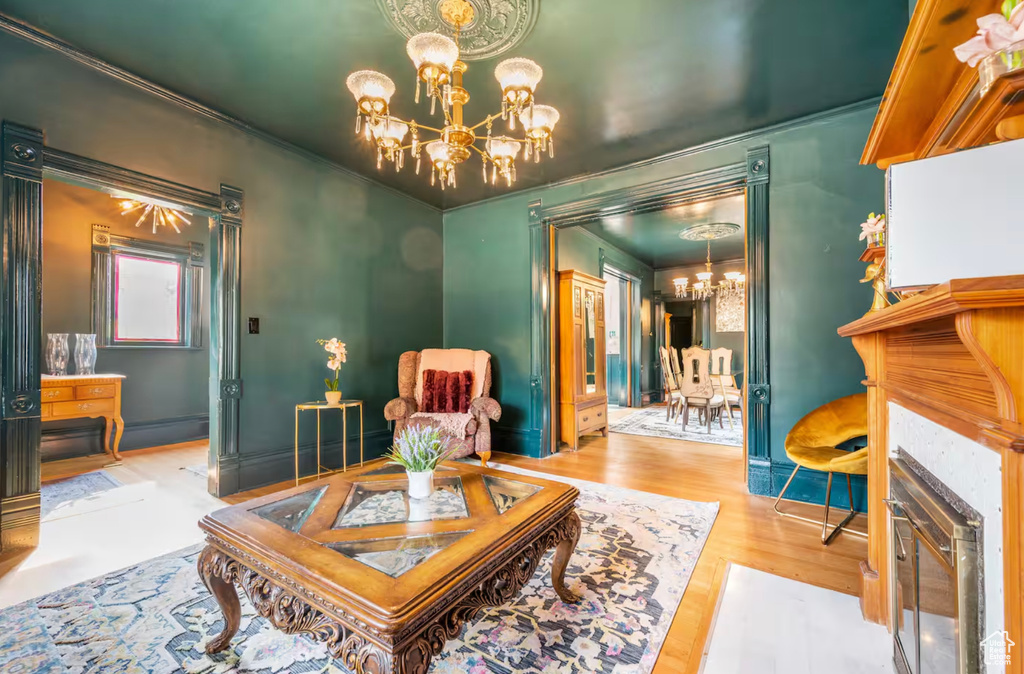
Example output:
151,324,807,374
7,428,866,672
228,427,868,674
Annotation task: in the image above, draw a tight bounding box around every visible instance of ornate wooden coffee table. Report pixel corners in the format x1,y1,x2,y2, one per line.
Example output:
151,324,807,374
197,461,582,674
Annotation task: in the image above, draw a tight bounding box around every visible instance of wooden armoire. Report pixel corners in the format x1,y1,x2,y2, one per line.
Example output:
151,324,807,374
558,270,608,450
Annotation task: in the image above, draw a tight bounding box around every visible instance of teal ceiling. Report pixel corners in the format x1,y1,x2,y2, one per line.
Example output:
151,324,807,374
581,194,745,269
0,1,907,208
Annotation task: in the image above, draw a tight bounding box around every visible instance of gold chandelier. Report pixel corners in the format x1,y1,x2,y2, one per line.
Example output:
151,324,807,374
673,223,745,301
345,0,560,190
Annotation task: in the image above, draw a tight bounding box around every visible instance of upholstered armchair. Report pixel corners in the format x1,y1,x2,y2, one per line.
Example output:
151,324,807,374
383,349,501,466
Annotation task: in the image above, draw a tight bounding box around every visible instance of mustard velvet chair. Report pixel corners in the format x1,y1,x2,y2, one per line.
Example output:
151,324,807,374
774,393,869,545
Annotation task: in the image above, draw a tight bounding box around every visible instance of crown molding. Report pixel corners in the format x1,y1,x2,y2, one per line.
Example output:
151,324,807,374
0,13,441,213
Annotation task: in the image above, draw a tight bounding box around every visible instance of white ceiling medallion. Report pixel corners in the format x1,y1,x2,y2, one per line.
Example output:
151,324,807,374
375,0,539,61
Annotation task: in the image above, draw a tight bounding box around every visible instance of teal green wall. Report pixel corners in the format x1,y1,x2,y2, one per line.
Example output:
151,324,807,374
555,227,657,398
0,31,443,490
444,104,880,507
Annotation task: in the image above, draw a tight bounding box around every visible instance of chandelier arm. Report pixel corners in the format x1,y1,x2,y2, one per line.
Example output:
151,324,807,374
397,133,445,151
468,112,504,132
381,114,446,135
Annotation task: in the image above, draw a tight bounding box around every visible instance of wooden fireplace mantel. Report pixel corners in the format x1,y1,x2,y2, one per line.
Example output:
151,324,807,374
839,274,1024,671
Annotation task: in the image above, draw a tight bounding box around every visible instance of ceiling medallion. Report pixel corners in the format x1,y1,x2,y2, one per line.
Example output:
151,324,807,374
678,222,741,242
673,223,744,301
374,0,538,61
347,0,559,191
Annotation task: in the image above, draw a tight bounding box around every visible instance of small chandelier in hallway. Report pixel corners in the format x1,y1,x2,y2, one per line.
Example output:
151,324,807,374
673,222,744,301
345,0,560,190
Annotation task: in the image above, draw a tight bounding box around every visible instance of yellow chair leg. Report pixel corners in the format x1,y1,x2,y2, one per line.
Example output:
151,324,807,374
774,467,866,546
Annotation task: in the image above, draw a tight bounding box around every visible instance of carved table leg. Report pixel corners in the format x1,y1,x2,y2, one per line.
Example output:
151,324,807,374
551,510,582,603
197,545,242,653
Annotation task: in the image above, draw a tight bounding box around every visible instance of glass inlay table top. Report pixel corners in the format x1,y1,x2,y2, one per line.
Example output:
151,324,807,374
482,474,542,514
238,462,576,581
251,486,326,532
325,531,472,577
333,476,469,528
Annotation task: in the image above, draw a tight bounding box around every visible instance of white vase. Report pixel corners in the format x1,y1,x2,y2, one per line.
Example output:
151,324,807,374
325,391,342,405
406,470,434,500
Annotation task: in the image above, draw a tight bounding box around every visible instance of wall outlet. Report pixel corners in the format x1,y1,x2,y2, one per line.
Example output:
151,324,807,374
248,317,260,334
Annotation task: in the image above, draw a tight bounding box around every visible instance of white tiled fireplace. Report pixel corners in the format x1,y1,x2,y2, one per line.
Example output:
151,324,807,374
889,402,1005,672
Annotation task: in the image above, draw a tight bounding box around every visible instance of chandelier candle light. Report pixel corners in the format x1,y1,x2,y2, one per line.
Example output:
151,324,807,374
673,222,745,301
345,0,559,191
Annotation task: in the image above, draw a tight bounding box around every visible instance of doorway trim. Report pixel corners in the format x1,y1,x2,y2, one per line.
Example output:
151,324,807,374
528,148,770,491
0,121,244,554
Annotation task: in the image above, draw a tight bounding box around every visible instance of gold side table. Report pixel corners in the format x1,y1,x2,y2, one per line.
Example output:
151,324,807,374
294,400,364,485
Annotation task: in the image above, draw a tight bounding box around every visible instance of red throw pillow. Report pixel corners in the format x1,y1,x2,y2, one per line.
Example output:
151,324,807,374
422,369,474,413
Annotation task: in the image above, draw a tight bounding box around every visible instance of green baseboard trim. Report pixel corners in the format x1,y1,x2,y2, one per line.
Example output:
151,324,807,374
749,458,867,512
493,427,543,458
216,429,393,494
42,414,209,461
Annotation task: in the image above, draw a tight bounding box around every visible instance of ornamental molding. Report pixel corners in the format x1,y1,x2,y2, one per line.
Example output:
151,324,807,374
678,222,742,242
375,0,539,61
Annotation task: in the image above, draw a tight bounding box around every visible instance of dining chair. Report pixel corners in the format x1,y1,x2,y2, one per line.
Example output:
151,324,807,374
679,346,725,433
659,347,684,421
710,347,742,428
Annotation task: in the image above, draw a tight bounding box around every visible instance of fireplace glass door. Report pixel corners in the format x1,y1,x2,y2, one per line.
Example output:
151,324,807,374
889,455,981,674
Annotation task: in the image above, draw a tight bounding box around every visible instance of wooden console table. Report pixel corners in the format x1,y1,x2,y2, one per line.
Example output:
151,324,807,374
41,374,125,460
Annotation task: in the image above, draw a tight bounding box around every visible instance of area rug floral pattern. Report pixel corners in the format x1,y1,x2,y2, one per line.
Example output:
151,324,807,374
0,465,718,674
610,407,743,447
40,470,123,521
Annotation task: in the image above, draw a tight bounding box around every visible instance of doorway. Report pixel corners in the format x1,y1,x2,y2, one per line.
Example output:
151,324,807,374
0,122,245,564
603,265,633,408
531,147,772,481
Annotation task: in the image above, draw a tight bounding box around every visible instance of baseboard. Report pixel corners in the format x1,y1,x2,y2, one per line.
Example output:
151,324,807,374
41,414,209,461
218,428,394,494
493,426,543,458
749,458,867,511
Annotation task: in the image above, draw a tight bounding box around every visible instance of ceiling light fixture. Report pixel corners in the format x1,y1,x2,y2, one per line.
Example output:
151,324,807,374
673,222,744,301
345,0,559,191
115,197,192,234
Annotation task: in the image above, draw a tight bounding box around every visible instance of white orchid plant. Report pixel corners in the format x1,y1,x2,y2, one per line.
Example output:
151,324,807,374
316,338,347,392
954,0,1024,68
859,212,886,245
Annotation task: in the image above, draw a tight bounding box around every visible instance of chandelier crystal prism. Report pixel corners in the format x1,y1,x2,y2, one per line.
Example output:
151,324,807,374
345,0,559,191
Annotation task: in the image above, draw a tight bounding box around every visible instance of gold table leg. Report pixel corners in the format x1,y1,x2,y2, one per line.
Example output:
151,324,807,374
294,407,300,486
359,402,364,466
343,405,348,473
316,409,322,481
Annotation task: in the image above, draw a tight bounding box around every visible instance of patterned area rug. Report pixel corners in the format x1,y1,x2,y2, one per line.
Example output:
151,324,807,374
610,407,743,447
40,470,123,521
1,465,718,673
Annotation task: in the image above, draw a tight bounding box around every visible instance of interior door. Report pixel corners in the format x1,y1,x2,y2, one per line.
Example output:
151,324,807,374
604,274,629,406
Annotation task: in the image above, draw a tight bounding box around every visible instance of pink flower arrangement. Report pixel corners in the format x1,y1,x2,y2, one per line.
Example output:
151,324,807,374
316,337,347,391
859,212,886,244
954,1,1024,67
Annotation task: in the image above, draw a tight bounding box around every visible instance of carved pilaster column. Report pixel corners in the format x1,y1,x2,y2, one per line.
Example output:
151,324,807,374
0,122,44,555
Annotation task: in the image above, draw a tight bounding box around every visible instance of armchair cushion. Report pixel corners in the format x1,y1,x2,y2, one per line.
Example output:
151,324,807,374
410,412,475,438
421,369,474,413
